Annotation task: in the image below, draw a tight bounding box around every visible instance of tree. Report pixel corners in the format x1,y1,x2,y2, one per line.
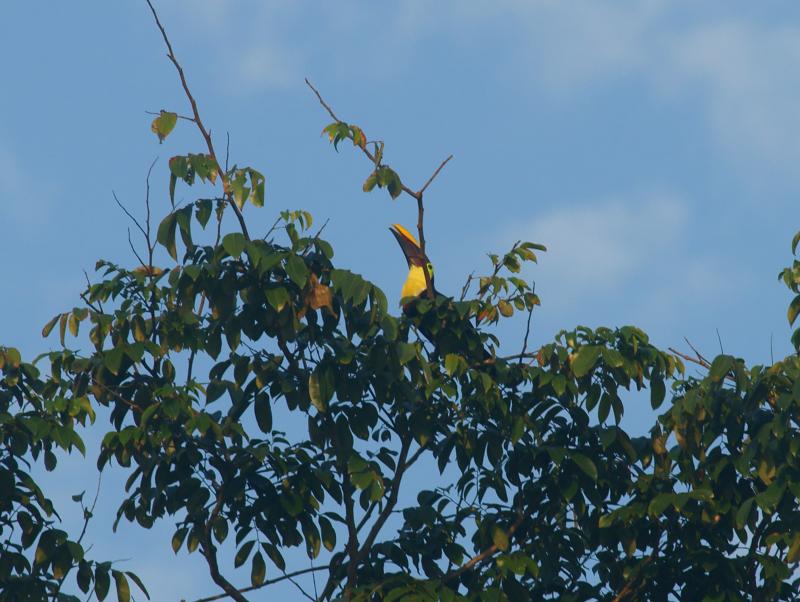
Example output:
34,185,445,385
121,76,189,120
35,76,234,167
3,3,800,601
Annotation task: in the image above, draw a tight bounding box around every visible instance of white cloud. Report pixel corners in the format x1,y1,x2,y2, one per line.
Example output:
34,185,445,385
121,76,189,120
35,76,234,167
236,39,302,91
520,194,687,302
662,22,800,172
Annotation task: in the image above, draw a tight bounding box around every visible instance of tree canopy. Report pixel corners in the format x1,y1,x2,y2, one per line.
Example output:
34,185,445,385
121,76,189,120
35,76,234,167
3,4,800,602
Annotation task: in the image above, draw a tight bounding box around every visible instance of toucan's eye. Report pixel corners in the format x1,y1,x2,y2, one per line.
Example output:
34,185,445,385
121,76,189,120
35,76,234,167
426,262,434,275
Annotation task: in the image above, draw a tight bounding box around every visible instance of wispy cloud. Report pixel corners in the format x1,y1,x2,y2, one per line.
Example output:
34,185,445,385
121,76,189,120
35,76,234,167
662,22,800,173
390,1,800,179
521,194,687,301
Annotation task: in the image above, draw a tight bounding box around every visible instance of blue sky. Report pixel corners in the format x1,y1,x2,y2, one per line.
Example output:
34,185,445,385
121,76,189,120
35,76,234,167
3,1,800,599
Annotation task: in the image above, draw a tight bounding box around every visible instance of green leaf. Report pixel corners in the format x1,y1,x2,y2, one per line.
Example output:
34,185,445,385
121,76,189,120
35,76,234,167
497,300,514,318
792,230,800,255
708,355,734,383
95,567,111,601
265,287,290,312
387,171,402,199
735,498,754,530
601,347,624,368
77,560,92,593
650,377,666,409
788,534,800,563
222,232,246,259
285,254,309,287
309,369,331,412
598,513,615,529
171,528,187,554
249,169,266,207
648,493,674,517
572,346,601,377
104,348,125,376
151,110,177,143
156,213,178,261
444,354,466,377
254,392,272,432
492,526,510,551
4,347,21,369
42,315,60,338
571,452,598,481
112,570,131,602
363,171,378,192
251,551,266,587
235,541,255,568
262,543,286,571
319,516,336,552
789,295,800,326
396,342,417,366
125,572,149,600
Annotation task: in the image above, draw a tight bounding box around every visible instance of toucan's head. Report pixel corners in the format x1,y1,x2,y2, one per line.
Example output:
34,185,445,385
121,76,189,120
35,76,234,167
389,224,435,300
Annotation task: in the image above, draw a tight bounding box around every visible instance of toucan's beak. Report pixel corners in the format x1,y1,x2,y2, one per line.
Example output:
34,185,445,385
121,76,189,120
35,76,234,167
389,224,425,267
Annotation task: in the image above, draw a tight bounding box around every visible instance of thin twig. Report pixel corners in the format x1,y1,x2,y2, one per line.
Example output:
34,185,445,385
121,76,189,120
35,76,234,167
668,343,736,383
127,228,148,268
225,132,231,172
770,332,775,365
285,573,316,602
459,272,474,302
441,513,524,583
113,191,147,239
418,154,453,196
302,218,331,257
81,270,103,314
144,157,157,267
91,378,143,414
145,109,195,122
519,282,536,364
191,565,332,602
263,216,283,241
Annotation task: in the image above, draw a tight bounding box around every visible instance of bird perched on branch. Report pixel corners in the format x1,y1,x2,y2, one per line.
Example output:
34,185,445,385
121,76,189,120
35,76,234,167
390,224,491,362
389,223,436,305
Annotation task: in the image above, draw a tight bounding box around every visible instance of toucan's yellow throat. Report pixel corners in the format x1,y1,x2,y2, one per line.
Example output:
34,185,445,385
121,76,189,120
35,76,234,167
389,224,435,302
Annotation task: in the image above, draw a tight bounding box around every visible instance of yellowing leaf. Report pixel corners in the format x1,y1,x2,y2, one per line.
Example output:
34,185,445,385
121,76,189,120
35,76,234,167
305,274,335,316
150,110,178,143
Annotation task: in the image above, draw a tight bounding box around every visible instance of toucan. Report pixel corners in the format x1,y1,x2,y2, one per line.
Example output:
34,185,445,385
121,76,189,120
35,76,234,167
389,224,437,304
389,224,491,361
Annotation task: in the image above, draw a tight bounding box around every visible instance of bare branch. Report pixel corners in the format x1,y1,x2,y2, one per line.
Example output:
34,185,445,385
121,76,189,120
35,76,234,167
519,282,536,364
191,565,332,602
126,228,148,268
113,191,147,239
418,154,453,196
441,513,524,583
199,490,248,602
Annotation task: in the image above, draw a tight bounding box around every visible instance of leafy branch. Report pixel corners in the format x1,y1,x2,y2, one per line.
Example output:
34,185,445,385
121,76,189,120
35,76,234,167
144,0,251,240
305,78,452,299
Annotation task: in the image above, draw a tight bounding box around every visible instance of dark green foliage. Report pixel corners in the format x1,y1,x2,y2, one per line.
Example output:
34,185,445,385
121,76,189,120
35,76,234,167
0,348,147,601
